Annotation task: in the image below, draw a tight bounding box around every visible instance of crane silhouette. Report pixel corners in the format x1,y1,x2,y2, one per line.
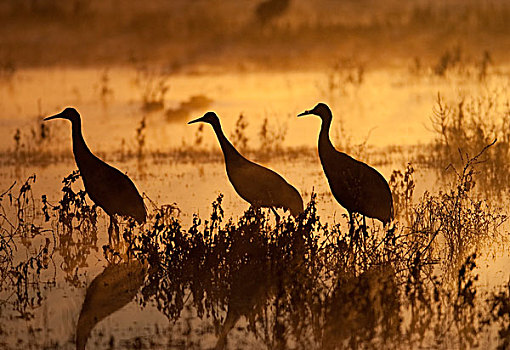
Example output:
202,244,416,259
188,112,303,219
44,108,147,241
298,103,393,231
255,0,291,27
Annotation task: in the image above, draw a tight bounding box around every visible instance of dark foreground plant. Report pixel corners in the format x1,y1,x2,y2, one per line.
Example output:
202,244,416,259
44,171,98,287
91,142,505,349
411,142,506,267
486,279,510,350
0,175,54,319
429,91,510,192
0,153,508,348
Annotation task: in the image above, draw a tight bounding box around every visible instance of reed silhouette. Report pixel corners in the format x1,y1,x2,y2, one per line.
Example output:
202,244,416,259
44,108,146,241
76,260,146,350
133,200,310,349
298,103,393,230
188,112,303,219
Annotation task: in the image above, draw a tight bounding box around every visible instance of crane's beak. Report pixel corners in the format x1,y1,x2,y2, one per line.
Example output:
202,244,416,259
188,116,206,124
297,110,312,117
43,112,64,121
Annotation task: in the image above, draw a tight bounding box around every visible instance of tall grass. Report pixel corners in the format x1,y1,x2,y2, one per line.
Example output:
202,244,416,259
0,146,509,347
428,90,510,191
0,175,55,319
85,149,503,348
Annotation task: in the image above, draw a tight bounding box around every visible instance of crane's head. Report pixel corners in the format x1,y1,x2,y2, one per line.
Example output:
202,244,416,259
44,107,81,124
188,111,220,126
297,103,332,121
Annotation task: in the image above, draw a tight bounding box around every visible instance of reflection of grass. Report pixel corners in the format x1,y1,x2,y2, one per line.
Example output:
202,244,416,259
43,171,99,286
99,151,503,348
0,175,55,320
411,145,506,267
0,149,509,347
486,279,510,350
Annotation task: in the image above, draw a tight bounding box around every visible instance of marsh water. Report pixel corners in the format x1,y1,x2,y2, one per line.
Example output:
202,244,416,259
2,67,510,349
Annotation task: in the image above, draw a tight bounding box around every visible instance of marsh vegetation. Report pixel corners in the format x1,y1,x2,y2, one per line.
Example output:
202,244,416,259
2,0,510,349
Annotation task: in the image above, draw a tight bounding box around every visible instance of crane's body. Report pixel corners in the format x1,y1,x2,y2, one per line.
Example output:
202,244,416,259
189,112,303,218
299,103,393,225
45,108,146,233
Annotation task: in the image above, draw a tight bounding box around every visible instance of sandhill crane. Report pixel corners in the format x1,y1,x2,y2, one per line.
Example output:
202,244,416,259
298,103,393,230
44,108,146,240
188,112,303,219
255,0,291,26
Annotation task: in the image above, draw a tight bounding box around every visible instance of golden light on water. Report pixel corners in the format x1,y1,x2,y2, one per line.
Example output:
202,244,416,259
1,1,510,349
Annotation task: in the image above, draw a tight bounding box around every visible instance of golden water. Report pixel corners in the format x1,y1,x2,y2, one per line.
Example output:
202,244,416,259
1,68,510,349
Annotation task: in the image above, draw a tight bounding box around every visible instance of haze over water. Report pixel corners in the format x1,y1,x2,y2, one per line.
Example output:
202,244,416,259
2,1,510,349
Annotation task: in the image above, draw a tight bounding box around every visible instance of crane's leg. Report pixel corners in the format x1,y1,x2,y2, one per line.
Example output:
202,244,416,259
108,217,113,244
349,212,355,236
108,216,120,244
362,216,368,251
348,211,356,253
113,217,120,242
271,207,280,224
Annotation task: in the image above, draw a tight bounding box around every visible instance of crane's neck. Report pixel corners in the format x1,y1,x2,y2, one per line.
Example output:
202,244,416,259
71,119,94,170
211,122,243,164
318,116,335,155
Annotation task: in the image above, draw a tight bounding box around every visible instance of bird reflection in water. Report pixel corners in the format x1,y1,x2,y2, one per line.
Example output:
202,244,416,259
213,240,276,350
76,260,146,350
112,194,405,348
136,203,312,349
322,265,400,349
